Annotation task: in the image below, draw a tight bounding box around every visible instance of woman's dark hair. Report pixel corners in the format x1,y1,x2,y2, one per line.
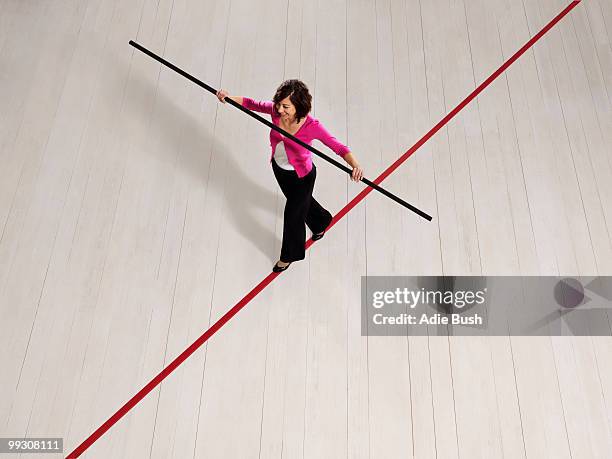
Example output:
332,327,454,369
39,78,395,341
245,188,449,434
273,79,312,123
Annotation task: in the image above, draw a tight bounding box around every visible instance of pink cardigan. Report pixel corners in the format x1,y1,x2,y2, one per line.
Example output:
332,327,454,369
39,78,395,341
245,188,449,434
242,97,350,178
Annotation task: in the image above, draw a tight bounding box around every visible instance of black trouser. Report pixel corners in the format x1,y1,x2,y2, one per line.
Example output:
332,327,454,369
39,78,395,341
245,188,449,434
272,158,333,262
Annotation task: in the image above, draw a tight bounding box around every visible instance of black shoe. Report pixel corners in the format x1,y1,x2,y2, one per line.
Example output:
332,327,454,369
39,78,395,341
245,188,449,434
273,261,292,273
312,231,325,241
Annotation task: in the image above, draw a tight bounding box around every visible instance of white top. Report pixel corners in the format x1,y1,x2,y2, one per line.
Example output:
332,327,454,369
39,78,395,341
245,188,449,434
273,141,294,170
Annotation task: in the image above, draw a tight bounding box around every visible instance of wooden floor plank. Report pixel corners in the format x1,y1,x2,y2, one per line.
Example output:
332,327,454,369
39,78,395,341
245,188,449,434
0,0,94,432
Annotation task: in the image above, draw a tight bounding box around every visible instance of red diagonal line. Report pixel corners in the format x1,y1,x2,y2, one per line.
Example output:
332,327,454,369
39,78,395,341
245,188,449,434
66,1,581,457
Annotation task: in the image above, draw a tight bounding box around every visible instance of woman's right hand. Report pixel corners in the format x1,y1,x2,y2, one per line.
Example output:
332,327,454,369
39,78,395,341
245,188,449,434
216,89,229,103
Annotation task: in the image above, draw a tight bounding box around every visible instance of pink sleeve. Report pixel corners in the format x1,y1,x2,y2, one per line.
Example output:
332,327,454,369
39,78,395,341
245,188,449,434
242,97,275,115
314,120,350,157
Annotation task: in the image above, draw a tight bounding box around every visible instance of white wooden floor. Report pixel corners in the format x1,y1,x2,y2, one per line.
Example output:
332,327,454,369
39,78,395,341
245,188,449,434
1,0,612,457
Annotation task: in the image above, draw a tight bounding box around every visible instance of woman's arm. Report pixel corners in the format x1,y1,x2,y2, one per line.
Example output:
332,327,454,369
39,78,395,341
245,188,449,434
216,89,274,115
315,121,364,182
225,95,243,105
216,90,243,105
341,152,364,182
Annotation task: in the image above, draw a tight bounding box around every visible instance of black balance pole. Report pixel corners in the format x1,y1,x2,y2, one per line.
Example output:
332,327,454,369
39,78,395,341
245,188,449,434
129,40,432,221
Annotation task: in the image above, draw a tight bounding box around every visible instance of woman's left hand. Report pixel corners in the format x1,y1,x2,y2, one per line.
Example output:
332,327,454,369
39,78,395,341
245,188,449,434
351,165,364,182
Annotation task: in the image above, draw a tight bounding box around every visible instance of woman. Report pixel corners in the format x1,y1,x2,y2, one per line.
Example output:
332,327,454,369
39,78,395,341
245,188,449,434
216,79,363,272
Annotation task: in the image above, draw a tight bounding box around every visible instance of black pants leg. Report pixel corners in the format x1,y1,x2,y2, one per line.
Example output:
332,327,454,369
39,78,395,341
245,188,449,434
272,159,332,262
305,196,332,235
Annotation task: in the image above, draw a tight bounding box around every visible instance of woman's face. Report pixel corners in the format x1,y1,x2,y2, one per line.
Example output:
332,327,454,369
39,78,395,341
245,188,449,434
276,96,297,122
